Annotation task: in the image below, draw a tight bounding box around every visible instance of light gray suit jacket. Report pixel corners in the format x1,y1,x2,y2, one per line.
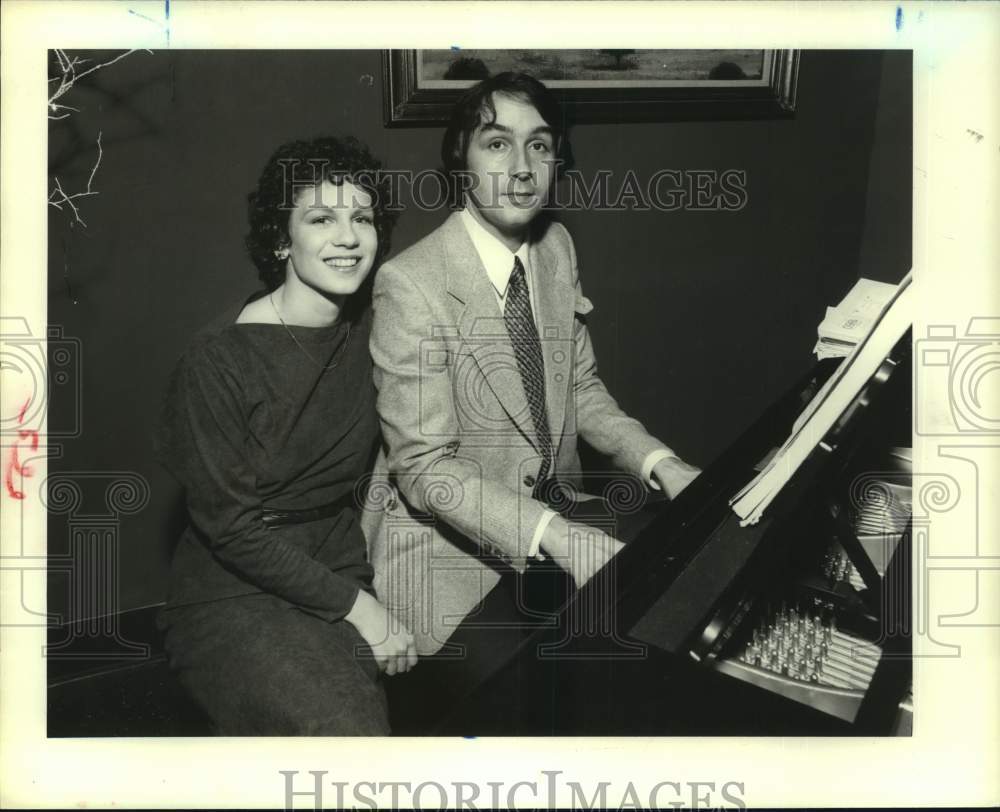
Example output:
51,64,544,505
361,212,668,655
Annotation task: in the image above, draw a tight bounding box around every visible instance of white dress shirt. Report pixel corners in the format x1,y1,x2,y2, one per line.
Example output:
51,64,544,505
458,207,675,560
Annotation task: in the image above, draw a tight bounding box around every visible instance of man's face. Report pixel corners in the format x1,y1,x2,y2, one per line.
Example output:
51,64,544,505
464,92,556,247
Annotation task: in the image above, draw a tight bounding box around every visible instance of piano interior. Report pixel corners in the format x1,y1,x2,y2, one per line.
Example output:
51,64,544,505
695,460,911,728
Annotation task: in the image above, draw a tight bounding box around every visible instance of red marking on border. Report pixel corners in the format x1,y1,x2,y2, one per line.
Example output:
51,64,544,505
5,448,26,499
4,397,39,500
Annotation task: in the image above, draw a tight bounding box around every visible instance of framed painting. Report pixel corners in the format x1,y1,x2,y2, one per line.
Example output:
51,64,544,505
382,49,800,126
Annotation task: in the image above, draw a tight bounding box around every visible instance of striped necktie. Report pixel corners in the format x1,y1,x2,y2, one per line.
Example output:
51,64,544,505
503,256,554,492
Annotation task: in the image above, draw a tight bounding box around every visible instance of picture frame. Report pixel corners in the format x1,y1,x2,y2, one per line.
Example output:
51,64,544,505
382,49,800,126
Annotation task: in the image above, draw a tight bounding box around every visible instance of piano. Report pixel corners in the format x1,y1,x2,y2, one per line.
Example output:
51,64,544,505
413,331,913,736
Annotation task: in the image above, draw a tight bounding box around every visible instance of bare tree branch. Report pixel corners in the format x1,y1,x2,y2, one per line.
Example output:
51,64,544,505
48,49,150,119
48,48,149,226
48,132,103,227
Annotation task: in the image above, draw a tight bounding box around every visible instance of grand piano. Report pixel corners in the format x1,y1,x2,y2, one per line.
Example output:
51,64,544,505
410,331,913,736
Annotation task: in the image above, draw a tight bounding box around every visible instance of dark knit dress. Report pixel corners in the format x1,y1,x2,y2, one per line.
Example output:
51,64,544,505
155,298,388,735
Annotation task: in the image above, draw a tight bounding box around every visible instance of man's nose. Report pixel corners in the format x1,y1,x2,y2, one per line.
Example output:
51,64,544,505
509,145,535,182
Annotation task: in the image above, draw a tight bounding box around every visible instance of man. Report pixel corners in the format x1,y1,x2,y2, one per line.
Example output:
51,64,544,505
362,73,699,719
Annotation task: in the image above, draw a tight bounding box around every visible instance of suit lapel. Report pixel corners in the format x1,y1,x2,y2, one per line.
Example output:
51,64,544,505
442,213,538,448
529,225,575,451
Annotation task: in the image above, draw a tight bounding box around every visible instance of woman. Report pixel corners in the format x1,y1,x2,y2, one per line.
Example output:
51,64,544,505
156,136,413,736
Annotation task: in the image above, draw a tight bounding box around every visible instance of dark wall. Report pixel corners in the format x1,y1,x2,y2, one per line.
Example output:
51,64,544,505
857,51,913,283
46,50,911,614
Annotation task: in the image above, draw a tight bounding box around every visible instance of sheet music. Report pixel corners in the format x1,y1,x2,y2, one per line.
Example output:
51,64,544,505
813,278,898,358
730,272,913,526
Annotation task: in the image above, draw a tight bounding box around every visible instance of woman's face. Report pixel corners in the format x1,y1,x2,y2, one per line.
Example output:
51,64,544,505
283,180,377,299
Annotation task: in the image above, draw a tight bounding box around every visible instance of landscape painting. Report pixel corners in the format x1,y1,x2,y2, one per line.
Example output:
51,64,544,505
418,49,768,86
382,49,798,125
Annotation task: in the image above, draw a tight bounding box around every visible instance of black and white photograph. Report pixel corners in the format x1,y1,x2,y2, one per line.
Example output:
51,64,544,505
42,44,913,737
2,1,999,809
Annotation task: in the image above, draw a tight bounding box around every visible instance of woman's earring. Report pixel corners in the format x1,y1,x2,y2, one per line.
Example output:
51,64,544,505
275,248,289,260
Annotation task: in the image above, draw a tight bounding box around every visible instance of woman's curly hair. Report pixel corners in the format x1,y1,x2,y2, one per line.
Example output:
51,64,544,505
245,136,399,300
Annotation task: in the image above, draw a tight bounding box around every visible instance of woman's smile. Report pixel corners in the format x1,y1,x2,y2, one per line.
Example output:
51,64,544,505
324,255,363,270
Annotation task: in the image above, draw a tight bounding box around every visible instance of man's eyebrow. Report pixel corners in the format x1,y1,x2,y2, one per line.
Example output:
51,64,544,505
477,123,555,137
478,122,513,136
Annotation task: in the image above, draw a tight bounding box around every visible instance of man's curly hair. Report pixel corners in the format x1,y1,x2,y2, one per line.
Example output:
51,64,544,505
245,136,399,296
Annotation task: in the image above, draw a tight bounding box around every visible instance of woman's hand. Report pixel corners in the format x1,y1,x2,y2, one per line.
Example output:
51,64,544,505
344,590,418,676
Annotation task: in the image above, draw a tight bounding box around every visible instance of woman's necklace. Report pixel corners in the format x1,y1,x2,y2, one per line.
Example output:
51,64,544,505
269,292,351,371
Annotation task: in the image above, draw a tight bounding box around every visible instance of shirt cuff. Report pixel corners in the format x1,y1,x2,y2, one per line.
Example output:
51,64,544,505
529,509,558,560
642,448,679,491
